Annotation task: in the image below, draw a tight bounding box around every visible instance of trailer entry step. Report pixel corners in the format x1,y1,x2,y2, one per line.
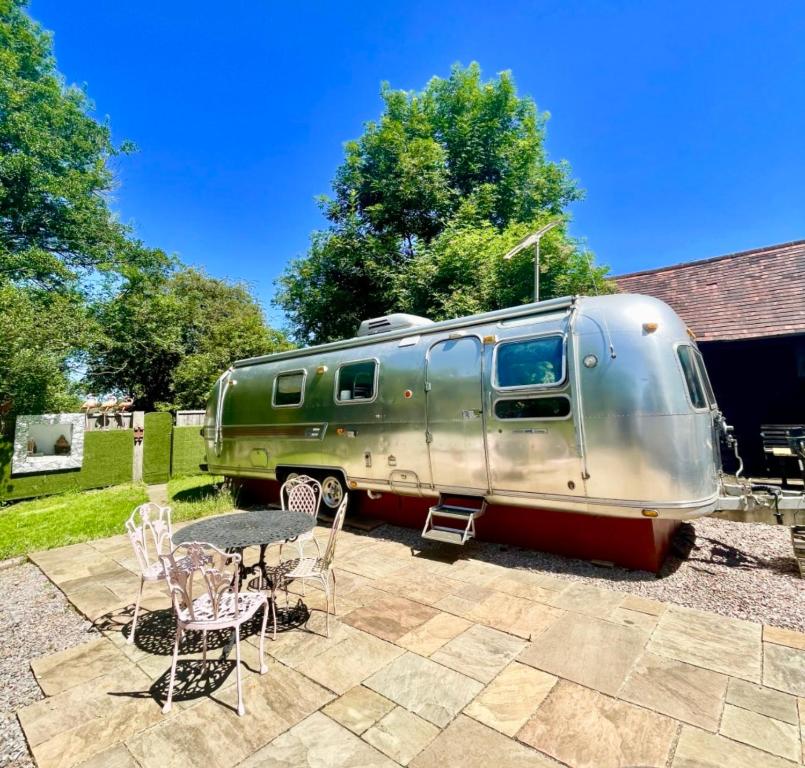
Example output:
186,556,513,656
421,495,487,545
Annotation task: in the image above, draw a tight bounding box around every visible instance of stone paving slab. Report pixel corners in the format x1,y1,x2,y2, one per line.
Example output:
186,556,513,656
726,678,800,724
17,527,805,768
765,643,805,697
239,711,397,768
429,623,525,683
672,725,799,768
342,595,439,642
720,703,801,762
517,611,648,695
364,651,483,727
618,651,728,731
363,706,440,765
648,604,763,681
464,661,556,737
518,679,678,768
322,685,396,735
30,637,128,696
411,715,554,768
395,611,472,656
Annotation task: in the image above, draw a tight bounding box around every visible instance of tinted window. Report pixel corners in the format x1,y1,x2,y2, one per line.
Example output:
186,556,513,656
496,336,564,388
495,396,571,420
677,346,707,409
337,361,377,402
273,372,304,406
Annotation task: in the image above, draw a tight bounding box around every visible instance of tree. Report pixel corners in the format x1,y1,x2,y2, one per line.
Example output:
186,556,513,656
0,1,169,422
398,206,614,321
0,284,93,421
276,63,608,343
0,0,159,290
86,267,292,411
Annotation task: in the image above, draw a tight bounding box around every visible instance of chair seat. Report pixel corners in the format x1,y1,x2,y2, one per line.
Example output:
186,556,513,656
282,556,324,580
179,591,266,628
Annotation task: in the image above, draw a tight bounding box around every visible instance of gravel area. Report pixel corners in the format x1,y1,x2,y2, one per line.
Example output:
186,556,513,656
0,562,95,768
372,516,805,632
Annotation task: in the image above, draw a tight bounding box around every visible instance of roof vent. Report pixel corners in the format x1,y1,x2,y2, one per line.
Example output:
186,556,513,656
356,313,434,337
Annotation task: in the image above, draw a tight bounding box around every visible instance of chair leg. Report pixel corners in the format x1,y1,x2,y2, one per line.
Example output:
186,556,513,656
201,629,208,672
163,625,182,714
235,625,245,716
259,602,269,675
321,577,331,638
129,577,144,645
331,570,337,615
271,591,278,641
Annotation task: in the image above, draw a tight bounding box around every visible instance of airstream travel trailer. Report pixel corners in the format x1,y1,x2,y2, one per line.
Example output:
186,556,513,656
202,292,804,556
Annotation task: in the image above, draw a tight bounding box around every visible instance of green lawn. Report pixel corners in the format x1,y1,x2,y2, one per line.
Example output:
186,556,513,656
167,474,236,522
0,483,149,560
0,474,235,560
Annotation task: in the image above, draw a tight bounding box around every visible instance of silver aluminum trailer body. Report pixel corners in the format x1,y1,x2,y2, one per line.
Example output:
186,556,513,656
203,293,730,521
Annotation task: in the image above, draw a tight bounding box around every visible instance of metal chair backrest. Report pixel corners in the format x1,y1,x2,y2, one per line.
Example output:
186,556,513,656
280,474,322,519
322,494,348,569
160,542,238,623
126,502,173,575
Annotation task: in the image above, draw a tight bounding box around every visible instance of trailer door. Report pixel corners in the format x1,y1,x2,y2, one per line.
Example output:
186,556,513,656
425,337,489,492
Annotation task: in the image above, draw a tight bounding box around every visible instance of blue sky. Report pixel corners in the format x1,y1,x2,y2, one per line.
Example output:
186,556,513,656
29,0,805,326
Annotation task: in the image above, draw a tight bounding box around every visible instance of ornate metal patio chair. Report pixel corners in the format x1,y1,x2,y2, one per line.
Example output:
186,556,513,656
279,492,348,638
280,474,323,559
160,542,269,716
125,502,174,645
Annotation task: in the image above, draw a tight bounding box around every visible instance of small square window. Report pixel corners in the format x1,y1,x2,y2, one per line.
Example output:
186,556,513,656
336,361,377,402
273,371,305,407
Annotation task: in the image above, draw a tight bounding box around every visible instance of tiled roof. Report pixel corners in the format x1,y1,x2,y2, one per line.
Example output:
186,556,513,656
614,240,805,342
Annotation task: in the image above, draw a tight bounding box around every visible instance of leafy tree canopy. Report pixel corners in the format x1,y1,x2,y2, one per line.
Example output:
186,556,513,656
0,2,285,421
0,283,93,417
86,267,292,411
0,0,167,291
277,63,611,343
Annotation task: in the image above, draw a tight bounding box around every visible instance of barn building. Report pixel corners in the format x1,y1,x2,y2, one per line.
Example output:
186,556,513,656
615,240,805,477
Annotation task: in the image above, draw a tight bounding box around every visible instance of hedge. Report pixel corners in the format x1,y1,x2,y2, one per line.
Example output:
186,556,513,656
171,426,207,478
0,430,134,502
142,412,172,484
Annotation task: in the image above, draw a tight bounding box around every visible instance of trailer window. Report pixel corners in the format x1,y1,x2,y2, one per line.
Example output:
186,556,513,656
336,360,377,402
693,349,717,407
273,371,305,407
495,336,564,388
677,346,707,409
495,396,570,420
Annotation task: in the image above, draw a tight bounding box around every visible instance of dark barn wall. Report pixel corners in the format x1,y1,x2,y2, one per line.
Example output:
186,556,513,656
700,334,805,475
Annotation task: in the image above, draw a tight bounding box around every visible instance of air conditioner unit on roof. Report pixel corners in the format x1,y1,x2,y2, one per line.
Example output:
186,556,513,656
356,313,434,337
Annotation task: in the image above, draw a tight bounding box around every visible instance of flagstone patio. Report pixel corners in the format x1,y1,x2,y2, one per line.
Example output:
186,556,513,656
18,522,805,768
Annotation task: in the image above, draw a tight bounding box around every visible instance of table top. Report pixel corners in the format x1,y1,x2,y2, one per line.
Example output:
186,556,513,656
173,509,315,550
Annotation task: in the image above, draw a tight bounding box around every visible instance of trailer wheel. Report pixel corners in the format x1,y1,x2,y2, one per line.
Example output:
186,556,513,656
319,473,346,510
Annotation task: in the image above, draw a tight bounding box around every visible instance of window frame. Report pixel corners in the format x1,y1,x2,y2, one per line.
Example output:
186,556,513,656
333,358,380,406
492,332,567,392
674,343,709,412
272,368,307,409
493,393,572,421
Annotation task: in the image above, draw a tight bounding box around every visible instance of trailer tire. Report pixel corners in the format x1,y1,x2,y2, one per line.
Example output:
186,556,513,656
318,472,347,511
